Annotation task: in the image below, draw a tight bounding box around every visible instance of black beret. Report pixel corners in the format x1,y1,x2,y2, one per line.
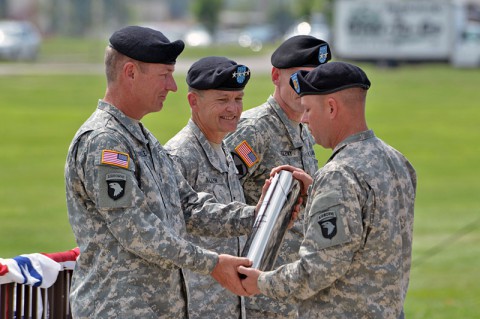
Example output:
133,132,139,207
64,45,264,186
109,25,185,64
271,35,331,69
187,56,251,91
289,62,371,96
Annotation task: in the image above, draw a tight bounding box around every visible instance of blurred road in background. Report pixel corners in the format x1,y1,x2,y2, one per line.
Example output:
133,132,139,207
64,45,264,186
0,55,272,75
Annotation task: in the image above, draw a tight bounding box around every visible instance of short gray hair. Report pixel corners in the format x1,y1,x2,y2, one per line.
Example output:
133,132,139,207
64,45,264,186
105,46,149,83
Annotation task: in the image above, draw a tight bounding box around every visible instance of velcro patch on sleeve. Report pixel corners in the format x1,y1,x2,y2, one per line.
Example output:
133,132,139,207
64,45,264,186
304,191,351,250
101,150,129,169
234,140,258,168
97,166,134,208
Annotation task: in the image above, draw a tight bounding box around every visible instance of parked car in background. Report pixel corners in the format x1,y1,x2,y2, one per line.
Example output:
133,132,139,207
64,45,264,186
0,20,41,61
141,22,212,47
183,25,212,47
238,24,281,51
214,28,243,45
284,14,331,43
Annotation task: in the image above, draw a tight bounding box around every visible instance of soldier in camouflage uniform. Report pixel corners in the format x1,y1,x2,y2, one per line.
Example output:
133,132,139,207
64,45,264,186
165,56,251,319
65,26,257,319
239,62,417,319
225,35,331,319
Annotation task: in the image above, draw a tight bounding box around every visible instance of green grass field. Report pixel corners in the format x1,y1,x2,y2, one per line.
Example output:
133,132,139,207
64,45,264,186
1,60,479,318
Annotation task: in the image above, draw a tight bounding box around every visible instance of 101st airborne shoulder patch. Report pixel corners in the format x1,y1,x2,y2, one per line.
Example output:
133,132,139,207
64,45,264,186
106,173,127,200
318,211,338,239
315,209,350,248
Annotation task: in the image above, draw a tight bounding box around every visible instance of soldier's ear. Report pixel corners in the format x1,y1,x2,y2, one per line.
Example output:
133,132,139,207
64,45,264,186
327,97,338,119
123,62,136,80
187,91,199,111
271,67,281,85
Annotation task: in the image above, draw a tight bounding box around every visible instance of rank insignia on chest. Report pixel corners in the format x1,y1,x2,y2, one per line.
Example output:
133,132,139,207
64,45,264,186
281,150,293,156
101,150,129,169
206,177,218,183
234,140,258,168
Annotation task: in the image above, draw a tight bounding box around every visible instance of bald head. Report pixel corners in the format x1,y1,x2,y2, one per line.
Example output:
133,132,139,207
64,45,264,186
335,87,367,110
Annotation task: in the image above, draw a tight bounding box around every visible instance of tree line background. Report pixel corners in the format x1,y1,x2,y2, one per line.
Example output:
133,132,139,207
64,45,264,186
0,0,332,37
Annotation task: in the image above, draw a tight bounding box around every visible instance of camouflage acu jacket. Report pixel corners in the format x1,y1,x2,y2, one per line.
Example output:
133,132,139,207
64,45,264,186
258,130,417,319
65,101,255,318
165,119,246,319
225,96,318,317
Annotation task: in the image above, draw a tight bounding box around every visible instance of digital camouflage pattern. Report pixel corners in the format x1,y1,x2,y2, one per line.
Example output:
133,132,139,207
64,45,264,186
65,101,255,319
225,96,318,318
257,130,417,319
165,119,246,319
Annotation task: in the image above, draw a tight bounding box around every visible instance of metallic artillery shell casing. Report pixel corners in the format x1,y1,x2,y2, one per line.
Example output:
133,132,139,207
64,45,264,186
241,170,301,271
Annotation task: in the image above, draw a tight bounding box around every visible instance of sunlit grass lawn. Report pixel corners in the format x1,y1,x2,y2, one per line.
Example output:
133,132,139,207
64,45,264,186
1,63,479,318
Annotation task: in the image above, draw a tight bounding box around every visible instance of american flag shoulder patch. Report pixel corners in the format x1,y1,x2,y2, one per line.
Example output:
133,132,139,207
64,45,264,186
101,150,129,169
235,140,258,168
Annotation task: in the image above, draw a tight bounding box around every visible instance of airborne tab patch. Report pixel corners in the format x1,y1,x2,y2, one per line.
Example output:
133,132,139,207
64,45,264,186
235,140,258,168
101,150,129,169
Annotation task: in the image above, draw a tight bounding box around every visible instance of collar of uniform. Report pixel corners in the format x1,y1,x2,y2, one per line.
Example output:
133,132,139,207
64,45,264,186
187,119,229,173
267,96,304,148
97,100,148,145
328,130,376,163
